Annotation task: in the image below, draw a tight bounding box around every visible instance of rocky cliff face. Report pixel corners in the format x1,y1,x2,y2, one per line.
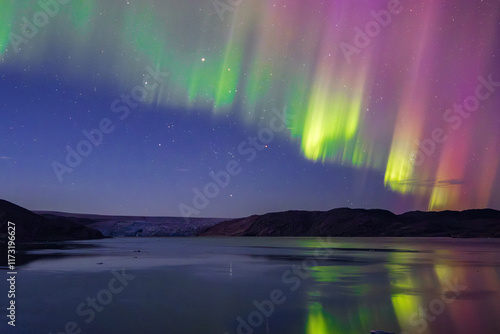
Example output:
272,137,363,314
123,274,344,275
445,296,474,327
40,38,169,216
0,200,105,242
200,208,500,238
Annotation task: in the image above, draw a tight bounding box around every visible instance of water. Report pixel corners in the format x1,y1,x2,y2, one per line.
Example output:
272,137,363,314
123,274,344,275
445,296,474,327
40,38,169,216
2,237,500,334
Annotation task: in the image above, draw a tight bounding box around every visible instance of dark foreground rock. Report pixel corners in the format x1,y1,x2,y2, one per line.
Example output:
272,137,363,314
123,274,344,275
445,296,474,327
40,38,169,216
200,208,500,238
0,200,105,242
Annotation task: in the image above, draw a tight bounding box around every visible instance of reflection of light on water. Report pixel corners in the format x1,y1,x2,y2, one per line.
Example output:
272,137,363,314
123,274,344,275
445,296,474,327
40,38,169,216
390,293,421,329
434,263,453,283
309,266,341,283
387,262,423,332
433,263,470,333
304,298,373,333
306,302,336,334
309,265,370,296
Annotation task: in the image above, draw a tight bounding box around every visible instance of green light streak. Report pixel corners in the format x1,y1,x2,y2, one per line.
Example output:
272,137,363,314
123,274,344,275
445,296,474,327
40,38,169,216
213,34,242,109
305,302,338,334
68,0,96,33
0,1,14,54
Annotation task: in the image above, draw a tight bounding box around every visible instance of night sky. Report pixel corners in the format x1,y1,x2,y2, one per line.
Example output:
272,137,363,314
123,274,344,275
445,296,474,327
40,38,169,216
1,0,499,218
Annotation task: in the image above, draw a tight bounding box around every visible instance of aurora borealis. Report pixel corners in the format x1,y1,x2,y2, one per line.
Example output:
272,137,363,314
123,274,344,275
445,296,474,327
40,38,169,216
0,0,499,216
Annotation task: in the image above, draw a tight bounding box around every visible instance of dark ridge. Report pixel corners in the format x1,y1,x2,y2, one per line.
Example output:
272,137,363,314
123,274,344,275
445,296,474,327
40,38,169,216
0,199,105,243
200,207,500,238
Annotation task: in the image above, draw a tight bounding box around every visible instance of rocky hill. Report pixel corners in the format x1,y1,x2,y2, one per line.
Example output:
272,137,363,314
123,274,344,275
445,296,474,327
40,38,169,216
0,200,105,242
200,208,500,238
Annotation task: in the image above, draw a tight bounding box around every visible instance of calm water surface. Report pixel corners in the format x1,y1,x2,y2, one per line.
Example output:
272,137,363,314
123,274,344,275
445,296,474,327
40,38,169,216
2,237,500,334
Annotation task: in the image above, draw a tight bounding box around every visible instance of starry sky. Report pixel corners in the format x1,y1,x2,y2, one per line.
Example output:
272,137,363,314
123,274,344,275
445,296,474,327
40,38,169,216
1,0,499,218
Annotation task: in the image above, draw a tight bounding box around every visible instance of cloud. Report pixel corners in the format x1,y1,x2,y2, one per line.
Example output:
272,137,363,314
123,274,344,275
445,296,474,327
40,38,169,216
435,179,465,186
390,178,465,188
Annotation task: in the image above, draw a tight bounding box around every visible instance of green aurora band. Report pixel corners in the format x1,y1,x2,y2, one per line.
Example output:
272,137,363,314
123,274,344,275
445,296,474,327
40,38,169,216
1,0,499,211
